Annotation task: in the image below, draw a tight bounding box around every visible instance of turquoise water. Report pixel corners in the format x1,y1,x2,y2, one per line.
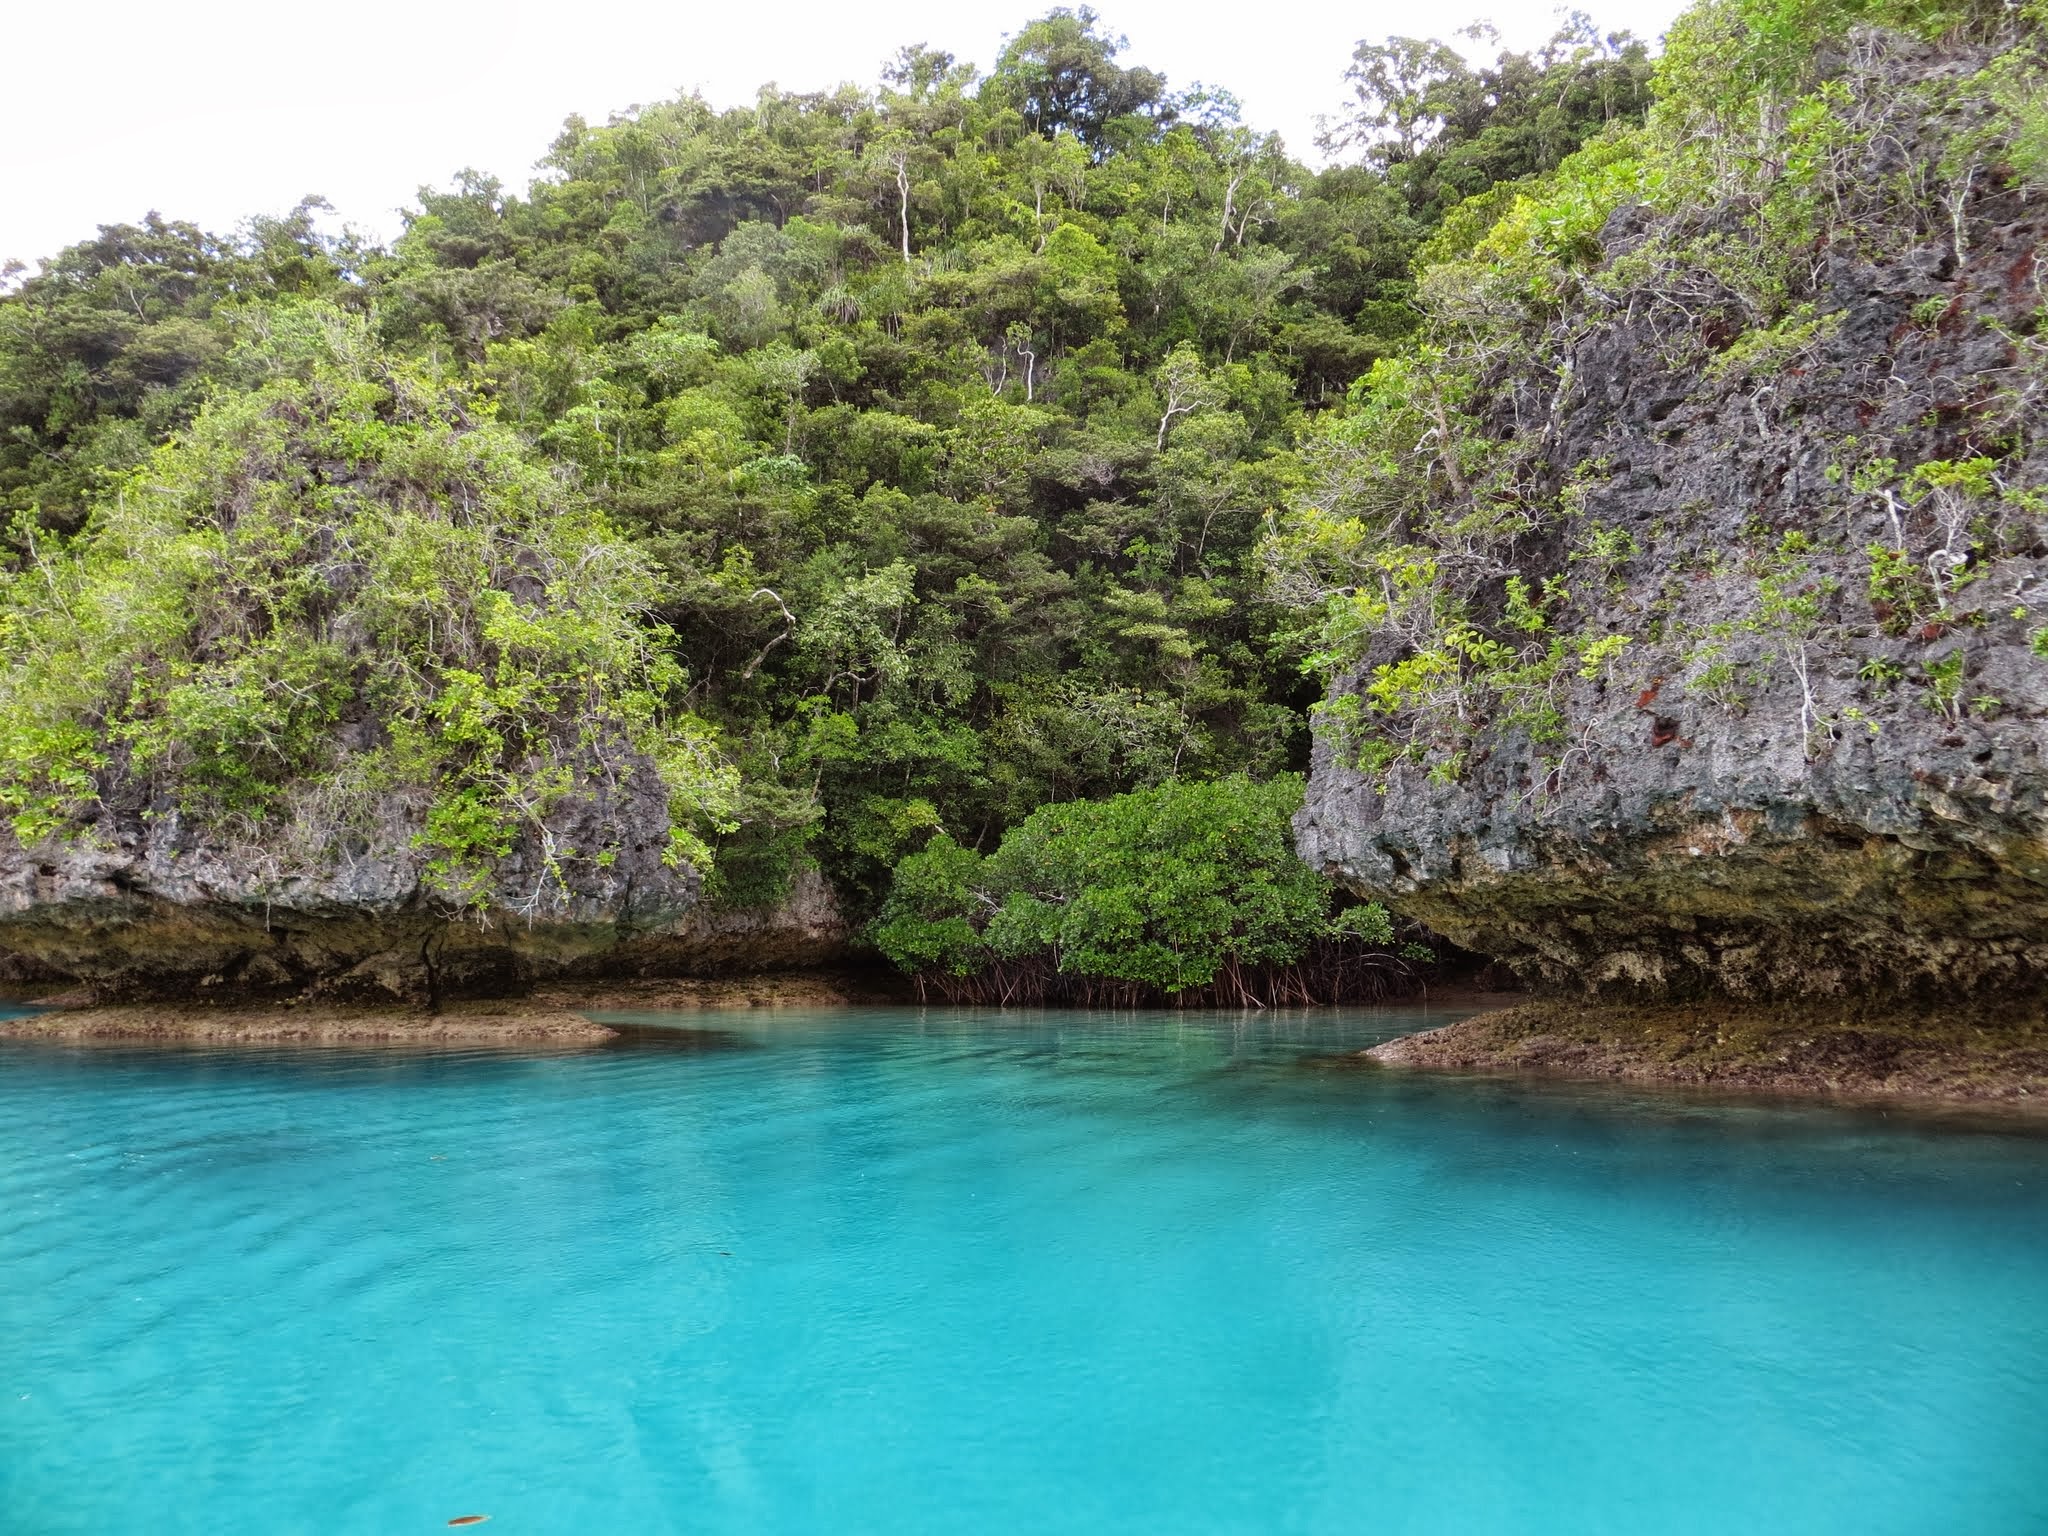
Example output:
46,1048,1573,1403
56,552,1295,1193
3,1007,2047,1534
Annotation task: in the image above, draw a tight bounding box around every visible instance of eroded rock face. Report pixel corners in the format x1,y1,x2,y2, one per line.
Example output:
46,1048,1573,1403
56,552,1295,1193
1299,727,2048,999
560,865,851,980
0,753,705,1003
1300,45,2048,1003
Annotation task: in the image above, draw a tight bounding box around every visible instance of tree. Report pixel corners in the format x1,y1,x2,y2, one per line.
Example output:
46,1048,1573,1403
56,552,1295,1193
870,774,1408,1003
986,7,1170,152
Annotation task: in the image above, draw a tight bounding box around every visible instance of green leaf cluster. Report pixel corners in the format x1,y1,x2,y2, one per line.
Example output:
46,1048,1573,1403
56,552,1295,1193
869,773,1392,992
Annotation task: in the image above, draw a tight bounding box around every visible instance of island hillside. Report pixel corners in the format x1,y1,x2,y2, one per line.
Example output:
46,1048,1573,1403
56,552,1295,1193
1,0,2044,1052
1280,0,2048,1012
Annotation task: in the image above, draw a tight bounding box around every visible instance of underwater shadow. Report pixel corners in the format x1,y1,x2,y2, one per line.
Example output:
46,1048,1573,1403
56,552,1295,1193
597,1020,758,1052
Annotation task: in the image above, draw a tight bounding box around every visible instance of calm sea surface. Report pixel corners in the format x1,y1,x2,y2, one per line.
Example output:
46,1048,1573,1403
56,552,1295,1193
2,1005,2046,1534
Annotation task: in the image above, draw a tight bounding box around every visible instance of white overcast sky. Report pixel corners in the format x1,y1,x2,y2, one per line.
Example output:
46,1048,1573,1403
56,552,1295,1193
2,0,1689,270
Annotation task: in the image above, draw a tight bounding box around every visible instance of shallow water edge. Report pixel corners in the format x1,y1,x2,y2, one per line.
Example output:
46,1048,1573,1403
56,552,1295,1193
8,984,2048,1114
1366,997,2048,1112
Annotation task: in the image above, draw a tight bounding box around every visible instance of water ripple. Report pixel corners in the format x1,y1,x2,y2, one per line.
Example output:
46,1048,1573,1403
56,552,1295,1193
2,1008,2047,1534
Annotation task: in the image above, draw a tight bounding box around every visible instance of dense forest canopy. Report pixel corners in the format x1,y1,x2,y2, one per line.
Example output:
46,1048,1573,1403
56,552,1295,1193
5,0,2032,994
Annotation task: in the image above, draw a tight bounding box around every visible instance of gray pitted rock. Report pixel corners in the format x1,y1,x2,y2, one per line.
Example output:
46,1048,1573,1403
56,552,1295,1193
1300,35,2048,1002
0,752,702,1003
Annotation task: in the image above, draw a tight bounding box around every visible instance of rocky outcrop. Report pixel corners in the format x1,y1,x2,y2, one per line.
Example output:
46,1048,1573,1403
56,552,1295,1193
563,866,851,978
0,757,856,1011
1301,607,2048,997
1299,34,2048,1003
0,772,855,1005
0,761,711,1003
1359,999,2048,1107
0,1005,618,1045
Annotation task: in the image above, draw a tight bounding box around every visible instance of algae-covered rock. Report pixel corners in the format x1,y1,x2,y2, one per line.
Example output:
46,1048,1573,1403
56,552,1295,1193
0,753,702,1004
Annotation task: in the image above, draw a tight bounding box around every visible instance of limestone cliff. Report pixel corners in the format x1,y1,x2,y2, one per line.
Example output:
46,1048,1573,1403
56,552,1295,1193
0,764,698,1002
1292,26,2048,1002
0,317,762,1005
0,790,850,1004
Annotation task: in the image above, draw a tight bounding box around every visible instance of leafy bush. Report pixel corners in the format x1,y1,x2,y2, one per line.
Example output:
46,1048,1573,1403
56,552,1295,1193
871,774,1411,1003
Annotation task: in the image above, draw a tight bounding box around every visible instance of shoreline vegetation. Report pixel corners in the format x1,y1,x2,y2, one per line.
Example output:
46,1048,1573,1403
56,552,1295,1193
0,6,1657,1006
870,774,1437,1007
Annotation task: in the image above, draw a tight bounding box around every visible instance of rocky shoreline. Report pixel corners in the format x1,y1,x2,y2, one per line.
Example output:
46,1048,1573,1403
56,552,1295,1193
529,968,904,1014
10,980,2048,1114
1361,999,2048,1109
0,1003,618,1046
1293,37,2048,1018
0,969,908,1046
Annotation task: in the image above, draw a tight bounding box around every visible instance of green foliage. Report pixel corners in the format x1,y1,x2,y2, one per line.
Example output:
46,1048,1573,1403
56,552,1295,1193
1866,543,1934,632
1988,49,2048,190
870,773,1394,993
9,0,2032,991
210,9,1658,913
1704,305,1840,382
12,0,2038,866
0,203,359,537
0,8,1673,961
1656,0,2014,126
1324,19,1656,223
1751,531,1832,637
0,305,736,902
1921,648,1969,723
